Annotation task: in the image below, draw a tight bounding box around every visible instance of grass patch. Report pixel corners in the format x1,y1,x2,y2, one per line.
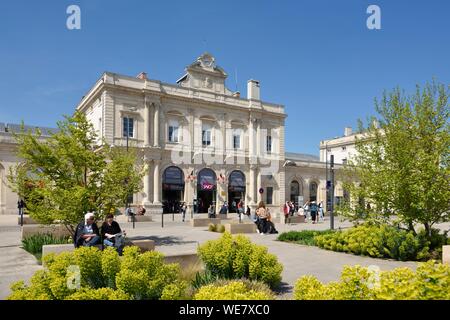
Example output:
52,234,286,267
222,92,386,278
22,233,71,263
277,230,335,246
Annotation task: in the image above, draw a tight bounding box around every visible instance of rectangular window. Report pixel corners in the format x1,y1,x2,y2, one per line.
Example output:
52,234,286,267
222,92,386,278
233,130,241,149
202,128,211,146
168,125,179,143
123,117,134,138
266,187,273,205
266,135,272,153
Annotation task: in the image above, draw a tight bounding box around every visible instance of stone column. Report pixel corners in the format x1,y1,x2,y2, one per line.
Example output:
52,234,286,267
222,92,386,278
153,160,161,204
248,165,256,205
153,104,160,147
142,161,151,206
144,101,151,146
248,116,255,163
256,119,261,157
256,168,262,203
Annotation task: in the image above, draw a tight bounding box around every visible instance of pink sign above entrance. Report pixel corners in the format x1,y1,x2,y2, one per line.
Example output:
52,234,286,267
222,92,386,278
201,182,214,190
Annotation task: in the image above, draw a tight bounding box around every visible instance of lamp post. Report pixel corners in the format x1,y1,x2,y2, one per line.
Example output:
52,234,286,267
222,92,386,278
330,154,335,230
124,122,135,229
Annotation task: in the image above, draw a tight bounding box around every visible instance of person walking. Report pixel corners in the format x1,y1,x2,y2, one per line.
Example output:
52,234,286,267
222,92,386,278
303,201,310,222
310,201,318,224
208,204,216,218
319,201,324,222
180,202,187,222
237,200,244,219
289,201,295,216
219,201,228,216
283,201,290,224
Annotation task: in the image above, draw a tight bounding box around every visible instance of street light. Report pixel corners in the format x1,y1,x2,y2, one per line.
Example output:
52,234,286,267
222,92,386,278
124,122,135,229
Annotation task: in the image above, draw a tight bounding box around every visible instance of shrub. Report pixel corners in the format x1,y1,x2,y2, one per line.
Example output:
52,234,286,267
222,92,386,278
294,261,450,300
8,246,182,300
160,281,190,300
217,224,226,233
277,230,335,246
314,224,447,261
65,287,130,300
197,232,283,288
22,233,69,262
191,269,221,290
208,223,216,232
194,280,274,300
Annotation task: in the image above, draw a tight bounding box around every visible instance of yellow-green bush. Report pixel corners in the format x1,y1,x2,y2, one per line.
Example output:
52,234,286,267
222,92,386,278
314,224,446,261
194,280,274,300
8,246,181,300
294,261,450,300
160,281,190,300
197,232,283,288
65,287,130,300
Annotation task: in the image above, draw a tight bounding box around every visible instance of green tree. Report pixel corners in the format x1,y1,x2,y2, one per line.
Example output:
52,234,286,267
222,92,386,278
339,81,449,238
8,112,146,235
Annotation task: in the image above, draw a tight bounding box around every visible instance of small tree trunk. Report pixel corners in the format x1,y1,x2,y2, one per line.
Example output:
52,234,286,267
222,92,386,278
64,224,75,238
407,221,417,236
424,222,432,239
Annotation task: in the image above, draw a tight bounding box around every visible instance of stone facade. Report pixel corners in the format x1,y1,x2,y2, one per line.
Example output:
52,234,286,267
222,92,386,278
1,53,346,217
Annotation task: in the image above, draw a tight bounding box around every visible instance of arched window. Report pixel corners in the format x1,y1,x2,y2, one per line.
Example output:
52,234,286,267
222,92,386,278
309,182,318,202
290,180,300,203
197,168,216,191
162,166,185,213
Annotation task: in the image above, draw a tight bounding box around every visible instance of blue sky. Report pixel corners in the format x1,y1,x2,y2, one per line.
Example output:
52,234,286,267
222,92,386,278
0,0,449,155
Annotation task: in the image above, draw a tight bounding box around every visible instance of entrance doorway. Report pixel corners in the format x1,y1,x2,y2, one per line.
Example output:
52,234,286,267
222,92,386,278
228,170,246,213
197,168,216,213
290,180,302,209
162,166,185,213
309,182,318,202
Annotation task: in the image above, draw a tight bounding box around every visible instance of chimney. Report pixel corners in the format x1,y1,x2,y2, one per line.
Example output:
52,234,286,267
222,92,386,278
344,127,352,136
247,80,260,100
136,72,148,80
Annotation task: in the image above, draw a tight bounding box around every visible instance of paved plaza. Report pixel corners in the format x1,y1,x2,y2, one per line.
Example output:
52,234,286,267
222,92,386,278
0,213,427,299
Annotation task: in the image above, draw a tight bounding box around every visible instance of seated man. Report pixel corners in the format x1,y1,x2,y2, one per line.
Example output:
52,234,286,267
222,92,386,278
74,212,101,248
101,214,126,255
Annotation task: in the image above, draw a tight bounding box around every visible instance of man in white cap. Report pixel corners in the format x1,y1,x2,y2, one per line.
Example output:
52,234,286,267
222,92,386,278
73,212,101,248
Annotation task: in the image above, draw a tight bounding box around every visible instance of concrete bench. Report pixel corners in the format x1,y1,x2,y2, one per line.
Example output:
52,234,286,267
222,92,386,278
127,239,155,252
280,215,306,224
190,218,221,227
443,245,450,265
224,222,256,234
22,224,72,240
42,243,103,257
163,252,201,269
18,216,39,225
